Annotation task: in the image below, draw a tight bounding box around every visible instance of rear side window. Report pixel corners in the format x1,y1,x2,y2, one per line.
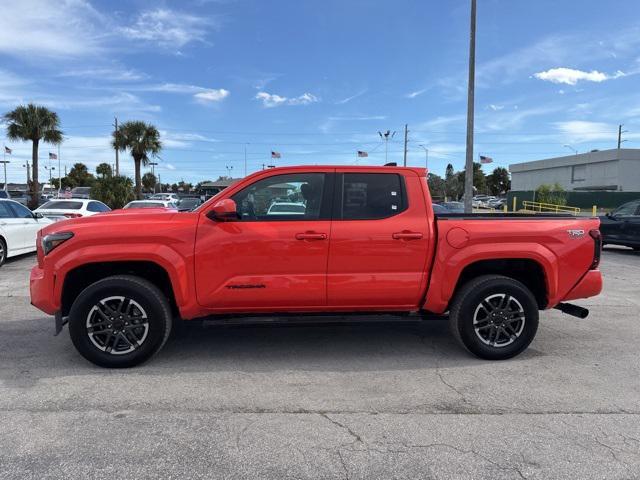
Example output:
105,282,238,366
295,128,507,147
8,201,33,219
339,173,406,220
87,201,110,212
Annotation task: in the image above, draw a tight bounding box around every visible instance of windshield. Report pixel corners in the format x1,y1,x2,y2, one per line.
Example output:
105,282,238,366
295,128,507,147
40,201,83,210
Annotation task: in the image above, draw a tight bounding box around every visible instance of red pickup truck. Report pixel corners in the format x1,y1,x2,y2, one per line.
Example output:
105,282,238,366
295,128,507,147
30,166,603,367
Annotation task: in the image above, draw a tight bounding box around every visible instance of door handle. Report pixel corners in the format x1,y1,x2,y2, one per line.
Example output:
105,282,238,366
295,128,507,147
295,232,327,240
392,231,423,240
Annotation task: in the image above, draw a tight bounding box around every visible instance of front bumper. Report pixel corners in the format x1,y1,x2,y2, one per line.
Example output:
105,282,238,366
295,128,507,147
561,270,603,302
30,265,58,316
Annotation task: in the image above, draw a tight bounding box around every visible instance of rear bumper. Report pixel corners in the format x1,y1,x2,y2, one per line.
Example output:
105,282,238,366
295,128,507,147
561,270,603,302
30,265,58,315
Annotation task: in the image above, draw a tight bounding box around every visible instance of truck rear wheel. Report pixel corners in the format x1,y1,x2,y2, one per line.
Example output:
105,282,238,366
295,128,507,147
449,275,538,360
68,275,172,368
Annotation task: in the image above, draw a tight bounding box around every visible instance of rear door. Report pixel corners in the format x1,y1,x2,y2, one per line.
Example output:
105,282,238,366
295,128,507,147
0,202,25,254
194,170,335,310
327,170,430,309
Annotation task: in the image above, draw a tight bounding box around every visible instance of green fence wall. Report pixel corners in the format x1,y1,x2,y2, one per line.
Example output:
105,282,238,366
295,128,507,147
506,191,640,211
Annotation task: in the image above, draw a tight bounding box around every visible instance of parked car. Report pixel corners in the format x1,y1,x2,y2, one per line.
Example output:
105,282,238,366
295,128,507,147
488,198,506,209
34,199,111,219
599,200,640,250
0,199,53,267
432,203,449,215
31,165,603,368
176,197,203,212
71,187,92,199
149,193,180,203
266,202,306,215
0,190,10,199
439,201,465,213
123,200,177,210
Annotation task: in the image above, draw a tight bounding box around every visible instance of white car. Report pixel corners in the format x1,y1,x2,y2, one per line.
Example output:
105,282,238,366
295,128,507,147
266,202,307,215
149,193,179,202
123,200,177,210
0,199,53,267
34,199,111,219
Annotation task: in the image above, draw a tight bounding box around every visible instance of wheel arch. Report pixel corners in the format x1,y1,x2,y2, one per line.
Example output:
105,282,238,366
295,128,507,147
61,261,178,317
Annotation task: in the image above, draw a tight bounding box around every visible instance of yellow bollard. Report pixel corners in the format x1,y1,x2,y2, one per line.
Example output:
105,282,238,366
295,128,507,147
512,196,517,212
503,204,507,213
592,205,597,217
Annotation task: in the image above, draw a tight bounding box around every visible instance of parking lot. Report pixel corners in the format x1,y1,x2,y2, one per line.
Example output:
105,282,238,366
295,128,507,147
0,249,639,479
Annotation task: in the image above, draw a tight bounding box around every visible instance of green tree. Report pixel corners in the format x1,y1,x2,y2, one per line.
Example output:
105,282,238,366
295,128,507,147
444,163,459,199
96,163,112,178
535,183,567,206
3,104,63,208
177,180,192,192
91,175,135,209
427,172,446,199
456,162,487,196
66,163,95,188
112,121,162,199
486,167,511,196
142,172,157,192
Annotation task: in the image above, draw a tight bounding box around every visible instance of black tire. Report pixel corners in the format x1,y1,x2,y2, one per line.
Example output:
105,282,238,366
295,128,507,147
68,275,172,368
0,237,6,268
633,247,640,251
449,275,539,360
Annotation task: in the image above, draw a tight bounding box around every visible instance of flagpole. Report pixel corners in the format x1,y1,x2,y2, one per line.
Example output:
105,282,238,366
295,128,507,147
57,144,61,197
2,148,7,191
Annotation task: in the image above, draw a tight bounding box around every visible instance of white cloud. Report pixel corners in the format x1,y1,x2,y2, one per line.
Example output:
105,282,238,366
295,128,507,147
335,89,367,104
194,89,230,103
534,67,626,85
405,88,428,99
554,120,617,142
59,67,145,81
121,8,215,49
488,104,504,111
0,0,105,58
165,164,176,171
255,91,319,108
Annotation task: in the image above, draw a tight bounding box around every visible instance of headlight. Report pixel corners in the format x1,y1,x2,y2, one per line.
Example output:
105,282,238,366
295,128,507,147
42,232,74,255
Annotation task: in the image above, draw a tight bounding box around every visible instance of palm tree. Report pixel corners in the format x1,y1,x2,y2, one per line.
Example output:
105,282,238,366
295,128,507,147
3,104,63,209
112,121,162,199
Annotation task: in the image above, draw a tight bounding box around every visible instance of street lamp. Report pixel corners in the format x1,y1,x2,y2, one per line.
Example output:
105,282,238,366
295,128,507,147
148,162,158,193
225,165,234,177
563,144,577,155
378,130,396,164
418,144,429,169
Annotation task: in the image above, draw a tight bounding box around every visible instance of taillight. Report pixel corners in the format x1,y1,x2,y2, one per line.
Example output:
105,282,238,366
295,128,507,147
63,213,82,218
589,229,602,270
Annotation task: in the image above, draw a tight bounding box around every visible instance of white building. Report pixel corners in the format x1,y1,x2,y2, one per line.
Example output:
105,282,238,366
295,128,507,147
509,148,640,192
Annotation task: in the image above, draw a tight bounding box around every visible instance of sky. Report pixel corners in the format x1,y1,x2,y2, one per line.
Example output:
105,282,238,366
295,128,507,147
1,0,640,185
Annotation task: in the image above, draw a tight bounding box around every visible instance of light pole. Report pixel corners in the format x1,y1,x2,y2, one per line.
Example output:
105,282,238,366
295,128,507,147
226,165,234,177
463,0,477,214
0,159,8,191
44,166,55,187
563,144,577,156
378,130,396,164
148,162,158,193
418,144,429,170
244,144,248,177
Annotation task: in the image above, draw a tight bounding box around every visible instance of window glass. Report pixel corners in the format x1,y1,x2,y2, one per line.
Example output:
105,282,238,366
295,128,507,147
231,173,326,221
0,202,14,218
87,201,110,212
613,201,640,216
341,173,405,220
40,201,83,210
8,201,33,219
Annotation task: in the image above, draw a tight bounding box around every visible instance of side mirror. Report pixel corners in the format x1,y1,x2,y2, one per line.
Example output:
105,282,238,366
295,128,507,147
33,212,44,219
206,199,239,222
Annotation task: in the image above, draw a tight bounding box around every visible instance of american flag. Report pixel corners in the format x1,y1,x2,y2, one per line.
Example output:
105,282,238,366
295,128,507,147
49,152,58,160
4,146,11,154
479,155,493,164
271,151,281,159
357,151,368,158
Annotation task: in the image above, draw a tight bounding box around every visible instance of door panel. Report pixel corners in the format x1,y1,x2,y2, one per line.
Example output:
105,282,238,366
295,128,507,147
0,202,24,254
194,171,334,311
327,173,429,308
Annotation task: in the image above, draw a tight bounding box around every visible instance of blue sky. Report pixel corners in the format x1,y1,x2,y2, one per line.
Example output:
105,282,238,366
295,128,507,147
1,0,640,184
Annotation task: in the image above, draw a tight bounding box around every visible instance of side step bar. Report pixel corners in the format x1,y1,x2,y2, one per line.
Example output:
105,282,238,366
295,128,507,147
554,302,589,319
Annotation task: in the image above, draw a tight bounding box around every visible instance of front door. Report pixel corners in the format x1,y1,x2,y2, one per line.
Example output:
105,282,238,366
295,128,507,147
327,170,430,309
194,170,334,311
0,202,26,254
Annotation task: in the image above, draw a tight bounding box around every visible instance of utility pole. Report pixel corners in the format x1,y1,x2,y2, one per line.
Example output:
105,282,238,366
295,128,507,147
0,160,8,191
618,124,628,149
57,143,61,197
403,124,409,167
378,130,396,164
148,162,158,193
113,117,120,176
463,0,477,214
158,173,162,193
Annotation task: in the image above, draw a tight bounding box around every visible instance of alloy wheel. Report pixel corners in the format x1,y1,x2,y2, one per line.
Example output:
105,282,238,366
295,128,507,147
472,293,526,348
86,296,149,355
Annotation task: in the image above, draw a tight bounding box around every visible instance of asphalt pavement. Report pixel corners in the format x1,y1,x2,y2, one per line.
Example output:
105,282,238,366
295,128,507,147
0,248,639,479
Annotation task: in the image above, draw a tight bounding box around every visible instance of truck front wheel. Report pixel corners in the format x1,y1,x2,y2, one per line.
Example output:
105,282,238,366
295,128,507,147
68,275,173,368
449,275,539,360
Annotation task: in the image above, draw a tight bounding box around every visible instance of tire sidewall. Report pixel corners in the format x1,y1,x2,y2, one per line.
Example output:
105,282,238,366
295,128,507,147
68,277,171,368
455,278,539,360
0,237,6,267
